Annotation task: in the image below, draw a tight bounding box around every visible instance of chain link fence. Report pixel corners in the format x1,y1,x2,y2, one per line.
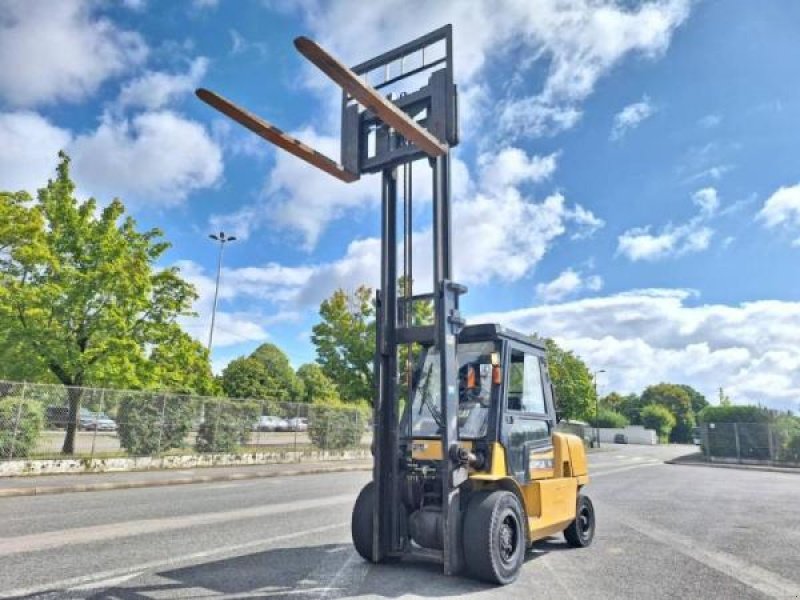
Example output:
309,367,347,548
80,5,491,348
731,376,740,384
701,422,800,466
0,380,370,461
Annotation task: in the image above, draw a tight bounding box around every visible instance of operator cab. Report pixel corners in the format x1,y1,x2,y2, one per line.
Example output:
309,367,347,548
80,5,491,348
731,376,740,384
404,323,557,481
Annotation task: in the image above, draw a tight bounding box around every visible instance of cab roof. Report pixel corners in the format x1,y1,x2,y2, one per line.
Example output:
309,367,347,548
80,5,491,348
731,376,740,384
458,323,547,351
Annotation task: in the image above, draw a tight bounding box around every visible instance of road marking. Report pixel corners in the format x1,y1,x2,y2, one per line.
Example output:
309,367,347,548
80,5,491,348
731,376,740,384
319,549,370,599
0,493,354,558
615,510,800,598
590,461,662,477
0,521,349,599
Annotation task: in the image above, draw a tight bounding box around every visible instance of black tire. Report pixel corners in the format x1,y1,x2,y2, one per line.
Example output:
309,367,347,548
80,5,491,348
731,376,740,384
564,494,595,548
463,490,526,585
352,481,376,562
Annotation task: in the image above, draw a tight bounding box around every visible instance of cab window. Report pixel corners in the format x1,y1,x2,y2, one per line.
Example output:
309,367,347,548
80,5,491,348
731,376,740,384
507,349,546,414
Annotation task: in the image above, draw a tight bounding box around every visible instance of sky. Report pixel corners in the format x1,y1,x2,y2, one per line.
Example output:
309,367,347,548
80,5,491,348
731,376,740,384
1,0,799,412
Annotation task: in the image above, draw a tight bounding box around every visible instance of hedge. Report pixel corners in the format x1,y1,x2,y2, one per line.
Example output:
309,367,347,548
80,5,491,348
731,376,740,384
0,396,44,458
195,400,259,453
117,393,194,456
308,405,363,450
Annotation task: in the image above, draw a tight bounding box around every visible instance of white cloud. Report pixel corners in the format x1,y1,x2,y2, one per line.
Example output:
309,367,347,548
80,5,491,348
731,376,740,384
478,148,558,192
175,259,273,349
610,96,655,140
0,112,72,192
536,269,603,302
299,0,688,139
758,184,800,232
618,223,712,261
617,187,721,261
475,289,800,411
692,187,719,216
70,111,223,207
0,1,147,107
115,57,208,111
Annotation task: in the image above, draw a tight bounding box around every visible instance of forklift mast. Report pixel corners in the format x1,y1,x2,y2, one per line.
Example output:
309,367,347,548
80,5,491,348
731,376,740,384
196,25,465,574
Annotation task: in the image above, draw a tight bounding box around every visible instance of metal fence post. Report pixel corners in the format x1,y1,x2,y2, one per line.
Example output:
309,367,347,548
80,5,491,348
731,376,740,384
156,394,168,455
733,422,741,463
8,382,26,460
212,398,222,454
292,402,299,458
768,425,776,464
90,388,104,461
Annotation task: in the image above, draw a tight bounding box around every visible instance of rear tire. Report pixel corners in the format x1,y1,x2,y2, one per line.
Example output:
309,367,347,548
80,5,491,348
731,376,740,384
564,494,595,548
351,481,375,562
463,491,526,585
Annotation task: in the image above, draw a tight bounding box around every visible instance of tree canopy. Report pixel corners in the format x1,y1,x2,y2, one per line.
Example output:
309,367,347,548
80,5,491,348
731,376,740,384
311,286,376,404
641,383,695,443
296,363,340,405
221,343,303,401
0,152,200,453
543,338,595,421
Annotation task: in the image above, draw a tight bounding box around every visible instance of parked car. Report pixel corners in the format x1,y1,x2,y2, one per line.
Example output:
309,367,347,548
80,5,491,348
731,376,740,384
286,417,308,432
79,408,117,432
45,405,70,429
254,415,284,432
613,433,628,444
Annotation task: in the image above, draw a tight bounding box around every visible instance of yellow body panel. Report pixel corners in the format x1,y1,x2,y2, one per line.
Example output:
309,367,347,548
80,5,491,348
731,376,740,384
466,434,588,543
411,439,474,461
410,434,588,544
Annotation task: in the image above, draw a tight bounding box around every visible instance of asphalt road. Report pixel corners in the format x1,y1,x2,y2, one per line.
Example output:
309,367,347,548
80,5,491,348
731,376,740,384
2,444,798,599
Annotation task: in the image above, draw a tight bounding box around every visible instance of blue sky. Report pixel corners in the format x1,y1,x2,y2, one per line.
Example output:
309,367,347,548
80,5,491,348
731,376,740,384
2,1,799,411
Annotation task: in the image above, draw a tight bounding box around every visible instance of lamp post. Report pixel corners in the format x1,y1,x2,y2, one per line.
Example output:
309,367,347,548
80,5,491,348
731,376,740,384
593,369,606,448
207,231,236,352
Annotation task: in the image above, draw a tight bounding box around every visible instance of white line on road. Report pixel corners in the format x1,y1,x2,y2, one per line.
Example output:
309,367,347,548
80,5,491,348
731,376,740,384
0,521,349,599
0,493,354,558
614,510,800,598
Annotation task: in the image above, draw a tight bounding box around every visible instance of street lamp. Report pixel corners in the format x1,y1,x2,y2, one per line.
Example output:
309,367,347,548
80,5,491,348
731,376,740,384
593,369,606,448
207,231,237,352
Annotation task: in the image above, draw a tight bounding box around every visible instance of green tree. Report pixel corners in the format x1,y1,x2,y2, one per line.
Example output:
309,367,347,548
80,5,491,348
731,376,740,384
678,384,708,416
250,343,303,400
640,404,676,443
312,286,376,404
641,383,696,443
588,408,629,429
221,344,302,402
221,357,270,399
147,327,217,396
297,363,340,404
0,153,198,454
543,338,595,421
600,392,625,412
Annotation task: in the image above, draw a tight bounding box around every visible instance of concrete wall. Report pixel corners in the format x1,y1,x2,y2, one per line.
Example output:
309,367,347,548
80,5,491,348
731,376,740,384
0,448,370,478
597,425,657,445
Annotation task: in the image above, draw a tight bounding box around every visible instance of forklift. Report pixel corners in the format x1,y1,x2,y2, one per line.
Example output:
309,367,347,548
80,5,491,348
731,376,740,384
197,24,595,585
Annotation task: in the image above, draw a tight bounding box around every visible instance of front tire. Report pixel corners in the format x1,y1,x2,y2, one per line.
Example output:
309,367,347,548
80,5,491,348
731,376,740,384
351,481,375,562
564,494,595,548
463,490,526,585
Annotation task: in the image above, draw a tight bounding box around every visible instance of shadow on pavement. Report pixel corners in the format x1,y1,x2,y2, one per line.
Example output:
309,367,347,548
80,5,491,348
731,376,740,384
84,543,491,599
15,537,574,599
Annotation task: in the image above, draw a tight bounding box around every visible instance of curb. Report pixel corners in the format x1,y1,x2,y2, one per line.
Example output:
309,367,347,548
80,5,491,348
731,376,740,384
0,463,372,499
666,458,799,475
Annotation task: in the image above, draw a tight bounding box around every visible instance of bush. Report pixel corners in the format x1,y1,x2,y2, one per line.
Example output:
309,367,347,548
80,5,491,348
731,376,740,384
698,404,772,424
587,408,629,429
0,396,43,458
195,400,259,453
308,404,363,450
117,393,194,456
782,431,800,462
640,404,676,443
